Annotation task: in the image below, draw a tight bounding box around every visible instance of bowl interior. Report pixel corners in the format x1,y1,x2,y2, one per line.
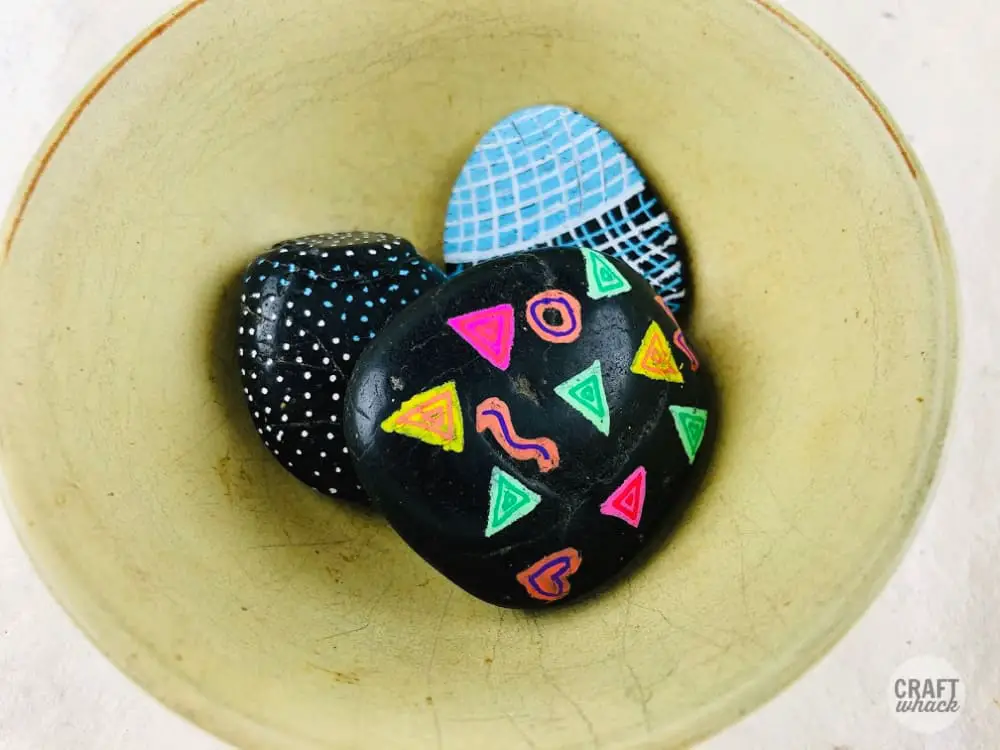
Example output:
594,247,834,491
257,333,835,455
0,0,956,748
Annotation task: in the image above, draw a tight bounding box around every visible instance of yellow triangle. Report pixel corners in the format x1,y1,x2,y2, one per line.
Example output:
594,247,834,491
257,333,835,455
380,381,465,452
630,322,684,383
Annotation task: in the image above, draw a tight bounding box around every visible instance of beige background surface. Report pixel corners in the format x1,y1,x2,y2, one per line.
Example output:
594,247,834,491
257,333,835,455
0,1,996,748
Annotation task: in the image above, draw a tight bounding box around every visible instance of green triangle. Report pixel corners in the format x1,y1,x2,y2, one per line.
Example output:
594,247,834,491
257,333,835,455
554,360,611,435
486,467,542,537
669,406,708,463
583,249,631,300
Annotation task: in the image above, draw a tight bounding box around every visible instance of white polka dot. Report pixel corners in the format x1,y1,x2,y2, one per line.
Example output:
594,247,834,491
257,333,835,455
329,374,337,382
312,344,320,351
284,395,291,402
282,343,290,350
248,328,255,335
332,337,341,345
323,358,331,366
265,358,273,366
257,428,263,435
314,470,321,477
318,320,326,327
342,353,350,361
329,488,338,494
333,393,341,401
335,467,342,473
243,387,249,395
342,447,349,454
266,334,274,341
265,425,272,432
301,430,309,438
327,433,334,440
304,372,312,380
276,376,284,383
276,431,284,441
281,414,289,422
305,392,312,400
238,348,244,356
261,387,269,395
250,350,257,358
298,329,306,337
295,356,303,364
287,301,294,309
238,327,245,334
304,310,312,317
320,451,327,458
285,319,293,327
251,373,258,380
265,407,272,414
296,449,303,455
345,250,354,257
305,410,313,418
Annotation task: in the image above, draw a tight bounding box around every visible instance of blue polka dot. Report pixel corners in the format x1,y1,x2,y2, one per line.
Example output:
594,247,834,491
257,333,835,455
409,259,421,266
352,335,361,342
378,297,387,304
400,299,407,305
360,315,369,323
412,288,419,295
365,300,374,308
352,271,360,278
340,313,347,321
368,331,376,339
372,271,380,278
346,295,354,303
280,279,290,286
288,264,298,272
271,261,280,268
420,273,429,282
304,288,312,296
399,270,410,276
258,275,266,281
389,285,400,292
323,301,333,308
308,270,319,280
330,281,338,289
333,265,342,272
388,256,398,262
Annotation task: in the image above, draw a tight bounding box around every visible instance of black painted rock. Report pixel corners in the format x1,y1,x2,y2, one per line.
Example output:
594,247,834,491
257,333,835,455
345,247,714,608
237,232,446,503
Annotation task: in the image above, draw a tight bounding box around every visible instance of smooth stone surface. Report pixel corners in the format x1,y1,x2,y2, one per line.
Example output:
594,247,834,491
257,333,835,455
236,232,445,503
345,247,714,608
443,104,693,316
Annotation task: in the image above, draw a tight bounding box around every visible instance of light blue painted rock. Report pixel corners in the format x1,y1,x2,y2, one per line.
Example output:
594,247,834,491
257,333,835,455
443,105,692,315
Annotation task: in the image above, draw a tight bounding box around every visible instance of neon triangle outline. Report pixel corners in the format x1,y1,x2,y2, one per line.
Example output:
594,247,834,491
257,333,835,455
669,405,708,463
631,322,684,383
380,381,465,453
554,360,610,435
447,304,516,371
583,249,631,300
600,466,647,528
486,467,542,537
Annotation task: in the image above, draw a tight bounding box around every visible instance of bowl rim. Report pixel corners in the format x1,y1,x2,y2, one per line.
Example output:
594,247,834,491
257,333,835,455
0,0,961,748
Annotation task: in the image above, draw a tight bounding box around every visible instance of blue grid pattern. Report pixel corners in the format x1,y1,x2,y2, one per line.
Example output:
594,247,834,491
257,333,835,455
444,106,646,262
443,105,690,312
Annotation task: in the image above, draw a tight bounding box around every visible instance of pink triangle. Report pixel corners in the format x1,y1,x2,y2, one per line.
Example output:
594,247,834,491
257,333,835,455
600,466,647,528
447,304,515,371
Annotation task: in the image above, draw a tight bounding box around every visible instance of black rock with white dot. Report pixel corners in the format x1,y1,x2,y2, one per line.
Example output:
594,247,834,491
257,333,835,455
236,232,446,503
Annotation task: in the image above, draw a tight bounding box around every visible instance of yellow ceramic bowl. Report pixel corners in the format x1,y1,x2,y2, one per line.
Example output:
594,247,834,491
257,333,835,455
0,0,957,748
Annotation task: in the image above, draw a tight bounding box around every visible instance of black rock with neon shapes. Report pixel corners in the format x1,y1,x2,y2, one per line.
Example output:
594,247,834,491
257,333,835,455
344,247,715,608
236,232,446,504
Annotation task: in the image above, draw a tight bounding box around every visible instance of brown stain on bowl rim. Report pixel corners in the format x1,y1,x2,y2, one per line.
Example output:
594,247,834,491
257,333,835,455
1,0,926,265
750,0,919,179
1,0,210,262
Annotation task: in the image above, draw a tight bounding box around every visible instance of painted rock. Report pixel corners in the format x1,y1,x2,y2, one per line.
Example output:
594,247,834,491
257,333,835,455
345,247,714,608
237,232,446,503
443,104,692,317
